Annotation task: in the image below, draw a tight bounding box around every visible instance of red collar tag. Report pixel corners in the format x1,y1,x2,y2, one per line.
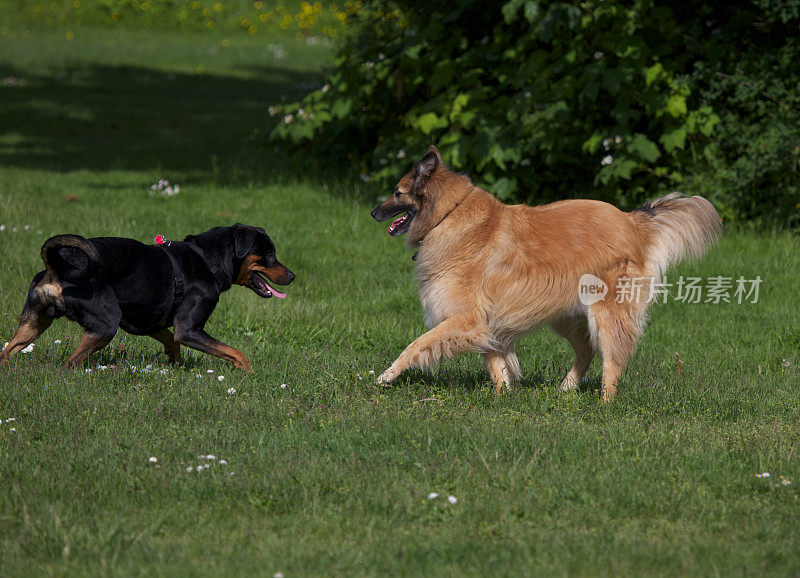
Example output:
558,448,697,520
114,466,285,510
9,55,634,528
154,234,172,246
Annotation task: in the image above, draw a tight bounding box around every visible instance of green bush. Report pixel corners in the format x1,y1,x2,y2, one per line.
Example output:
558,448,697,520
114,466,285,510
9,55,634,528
271,0,800,224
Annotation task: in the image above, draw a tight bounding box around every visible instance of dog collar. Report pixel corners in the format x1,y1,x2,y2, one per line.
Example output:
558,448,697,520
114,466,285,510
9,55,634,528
155,234,226,293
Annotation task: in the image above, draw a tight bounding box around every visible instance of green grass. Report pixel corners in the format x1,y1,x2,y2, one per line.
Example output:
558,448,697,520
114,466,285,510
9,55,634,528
1,24,800,577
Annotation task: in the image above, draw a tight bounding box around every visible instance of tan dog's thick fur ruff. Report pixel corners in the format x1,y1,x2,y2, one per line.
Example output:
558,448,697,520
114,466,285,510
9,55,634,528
370,146,721,400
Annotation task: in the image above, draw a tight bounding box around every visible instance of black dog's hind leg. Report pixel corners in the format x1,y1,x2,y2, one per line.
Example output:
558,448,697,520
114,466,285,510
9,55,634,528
149,328,182,365
0,271,62,366
0,312,54,366
63,288,121,368
64,331,116,368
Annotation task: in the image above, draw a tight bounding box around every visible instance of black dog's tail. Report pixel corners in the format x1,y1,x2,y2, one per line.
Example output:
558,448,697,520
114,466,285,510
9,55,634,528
40,235,101,282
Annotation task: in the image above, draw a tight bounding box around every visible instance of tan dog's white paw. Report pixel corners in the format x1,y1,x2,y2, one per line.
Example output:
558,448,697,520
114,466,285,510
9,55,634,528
376,369,397,386
560,376,579,392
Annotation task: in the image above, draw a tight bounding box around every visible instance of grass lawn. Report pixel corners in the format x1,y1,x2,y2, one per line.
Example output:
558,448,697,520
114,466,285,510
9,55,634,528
1,24,799,577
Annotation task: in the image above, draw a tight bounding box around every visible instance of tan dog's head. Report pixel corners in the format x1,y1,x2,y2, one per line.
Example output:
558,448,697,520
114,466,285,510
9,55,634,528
371,145,473,247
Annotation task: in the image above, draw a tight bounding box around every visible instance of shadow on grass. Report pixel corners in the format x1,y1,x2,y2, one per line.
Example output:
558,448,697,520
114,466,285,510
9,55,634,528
393,366,600,395
0,62,321,182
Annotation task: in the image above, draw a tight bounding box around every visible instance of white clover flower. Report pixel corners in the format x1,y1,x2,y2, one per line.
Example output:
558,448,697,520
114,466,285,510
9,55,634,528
21,343,34,354
207,369,214,374
9,427,15,432
219,459,228,465
268,105,278,116
602,137,612,150
427,492,439,500
280,383,287,389
54,339,61,344
284,114,294,124
24,224,30,230
0,225,5,231
218,375,225,381
368,370,375,375
149,456,158,463
186,466,193,473
448,495,457,504
397,149,406,159
6,418,15,422
321,83,330,93
199,454,215,460
227,387,236,395
601,155,613,166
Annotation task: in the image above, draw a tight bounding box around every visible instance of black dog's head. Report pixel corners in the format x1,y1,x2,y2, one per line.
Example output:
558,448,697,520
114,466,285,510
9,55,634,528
188,224,295,299
230,224,295,298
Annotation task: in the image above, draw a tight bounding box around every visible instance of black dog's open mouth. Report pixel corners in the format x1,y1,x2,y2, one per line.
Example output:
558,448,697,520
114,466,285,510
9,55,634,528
387,210,415,236
250,272,287,299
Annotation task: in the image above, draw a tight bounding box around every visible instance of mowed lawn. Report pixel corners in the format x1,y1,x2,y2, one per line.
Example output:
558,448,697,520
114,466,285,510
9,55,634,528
1,26,799,577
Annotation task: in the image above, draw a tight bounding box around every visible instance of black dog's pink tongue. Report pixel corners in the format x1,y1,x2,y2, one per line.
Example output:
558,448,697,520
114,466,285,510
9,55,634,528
264,278,287,299
388,214,407,235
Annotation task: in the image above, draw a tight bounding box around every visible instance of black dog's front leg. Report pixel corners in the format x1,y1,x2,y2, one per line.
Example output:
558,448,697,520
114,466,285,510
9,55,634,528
173,296,252,372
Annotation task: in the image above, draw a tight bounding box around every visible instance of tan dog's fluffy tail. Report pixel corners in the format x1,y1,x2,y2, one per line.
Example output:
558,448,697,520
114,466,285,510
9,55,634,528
630,193,722,276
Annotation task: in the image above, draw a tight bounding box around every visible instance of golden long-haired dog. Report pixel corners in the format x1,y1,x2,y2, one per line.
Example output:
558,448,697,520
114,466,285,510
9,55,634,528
370,146,721,400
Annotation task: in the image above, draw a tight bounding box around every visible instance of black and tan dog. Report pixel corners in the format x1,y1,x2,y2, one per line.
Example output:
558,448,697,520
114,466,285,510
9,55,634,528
0,224,294,371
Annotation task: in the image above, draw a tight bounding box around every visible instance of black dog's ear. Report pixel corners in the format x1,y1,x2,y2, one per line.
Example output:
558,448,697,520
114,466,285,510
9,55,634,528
233,224,257,259
414,145,441,181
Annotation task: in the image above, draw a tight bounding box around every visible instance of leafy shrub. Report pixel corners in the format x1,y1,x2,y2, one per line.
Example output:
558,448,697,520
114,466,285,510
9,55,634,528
272,0,800,224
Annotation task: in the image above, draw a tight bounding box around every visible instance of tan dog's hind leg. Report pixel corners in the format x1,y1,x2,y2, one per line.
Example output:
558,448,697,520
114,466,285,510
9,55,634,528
551,316,595,391
376,316,489,386
0,313,54,365
150,328,182,365
591,300,646,402
483,351,514,394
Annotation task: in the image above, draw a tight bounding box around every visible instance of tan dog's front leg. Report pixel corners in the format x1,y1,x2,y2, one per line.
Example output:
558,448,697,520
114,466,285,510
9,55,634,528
376,316,488,386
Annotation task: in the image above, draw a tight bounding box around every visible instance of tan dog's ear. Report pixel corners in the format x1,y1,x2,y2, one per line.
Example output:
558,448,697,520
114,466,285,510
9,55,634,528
412,146,442,196
415,146,440,179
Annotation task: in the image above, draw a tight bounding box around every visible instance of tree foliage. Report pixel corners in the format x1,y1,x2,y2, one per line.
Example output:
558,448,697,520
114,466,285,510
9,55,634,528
271,0,800,223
